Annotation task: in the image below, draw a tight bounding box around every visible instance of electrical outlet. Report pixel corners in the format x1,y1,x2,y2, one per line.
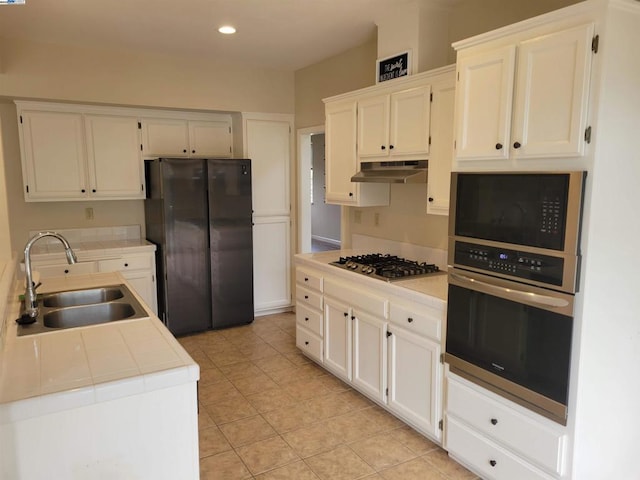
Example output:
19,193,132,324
354,210,362,224
374,212,380,226
85,207,94,220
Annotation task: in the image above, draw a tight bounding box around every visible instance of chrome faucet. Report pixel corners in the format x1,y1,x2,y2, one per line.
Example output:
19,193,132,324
22,231,77,319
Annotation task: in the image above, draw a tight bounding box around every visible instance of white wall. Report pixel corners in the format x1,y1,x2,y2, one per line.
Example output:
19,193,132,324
0,38,295,251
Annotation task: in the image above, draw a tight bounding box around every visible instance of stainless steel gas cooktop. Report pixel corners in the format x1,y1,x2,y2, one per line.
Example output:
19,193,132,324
330,254,441,282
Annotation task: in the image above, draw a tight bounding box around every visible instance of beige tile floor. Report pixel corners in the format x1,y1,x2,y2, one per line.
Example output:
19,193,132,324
178,312,479,480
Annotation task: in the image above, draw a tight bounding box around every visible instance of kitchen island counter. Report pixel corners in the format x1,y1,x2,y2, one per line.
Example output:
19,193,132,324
0,269,200,480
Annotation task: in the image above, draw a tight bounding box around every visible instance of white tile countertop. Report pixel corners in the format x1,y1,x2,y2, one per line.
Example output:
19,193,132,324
0,271,199,424
295,250,448,307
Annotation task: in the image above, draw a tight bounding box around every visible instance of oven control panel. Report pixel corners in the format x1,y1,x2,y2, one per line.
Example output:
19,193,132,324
453,241,565,286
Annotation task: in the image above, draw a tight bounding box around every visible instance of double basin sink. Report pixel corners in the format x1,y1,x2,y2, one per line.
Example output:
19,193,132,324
17,284,148,336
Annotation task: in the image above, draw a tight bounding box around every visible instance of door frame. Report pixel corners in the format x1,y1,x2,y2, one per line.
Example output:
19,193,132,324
297,125,325,253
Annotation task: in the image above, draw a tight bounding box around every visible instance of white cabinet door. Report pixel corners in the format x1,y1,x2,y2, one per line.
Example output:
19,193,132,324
84,115,144,199
389,85,431,156
324,296,352,382
427,79,456,216
511,23,594,159
455,46,516,161
252,216,291,313
188,120,232,157
352,309,387,402
141,118,190,157
357,95,389,157
121,271,157,316
19,110,87,200
325,99,358,204
387,326,442,439
244,118,291,217
325,99,389,207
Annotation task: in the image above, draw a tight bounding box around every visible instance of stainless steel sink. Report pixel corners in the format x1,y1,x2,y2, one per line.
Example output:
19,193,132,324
42,287,124,308
17,284,148,336
43,302,137,328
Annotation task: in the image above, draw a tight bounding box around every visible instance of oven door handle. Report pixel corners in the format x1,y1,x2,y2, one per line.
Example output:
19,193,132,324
449,273,570,308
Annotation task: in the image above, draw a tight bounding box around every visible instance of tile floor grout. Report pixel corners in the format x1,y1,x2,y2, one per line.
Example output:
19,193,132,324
178,312,479,480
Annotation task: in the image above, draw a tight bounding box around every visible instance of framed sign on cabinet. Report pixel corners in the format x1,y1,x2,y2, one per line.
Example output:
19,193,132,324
376,51,412,83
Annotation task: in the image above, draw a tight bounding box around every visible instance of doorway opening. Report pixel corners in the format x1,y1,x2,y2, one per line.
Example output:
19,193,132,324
298,127,341,253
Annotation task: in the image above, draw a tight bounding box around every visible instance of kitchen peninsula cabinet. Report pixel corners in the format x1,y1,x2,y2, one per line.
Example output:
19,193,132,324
454,22,595,163
16,103,144,201
140,117,232,158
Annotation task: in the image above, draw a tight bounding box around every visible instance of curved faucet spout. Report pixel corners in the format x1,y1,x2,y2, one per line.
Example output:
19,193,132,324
23,231,77,319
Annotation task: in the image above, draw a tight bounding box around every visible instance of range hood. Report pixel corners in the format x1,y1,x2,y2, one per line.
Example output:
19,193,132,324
351,160,428,184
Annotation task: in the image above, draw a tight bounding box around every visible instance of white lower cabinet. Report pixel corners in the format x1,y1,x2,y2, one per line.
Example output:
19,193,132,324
323,278,388,403
97,255,157,315
387,298,444,440
387,326,441,439
295,268,324,363
445,373,568,480
294,263,446,444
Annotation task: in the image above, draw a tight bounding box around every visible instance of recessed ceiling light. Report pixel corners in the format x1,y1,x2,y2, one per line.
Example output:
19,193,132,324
218,26,236,35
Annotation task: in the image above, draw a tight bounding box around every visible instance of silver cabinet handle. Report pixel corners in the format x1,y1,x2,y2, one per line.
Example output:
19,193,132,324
450,272,569,308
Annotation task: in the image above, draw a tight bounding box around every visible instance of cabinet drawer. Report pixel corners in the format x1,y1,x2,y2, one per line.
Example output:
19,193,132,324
296,326,323,363
296,268,323,292
447,375,566,475
98,255,152,272
389,301,441,341
296,285,323,312
296,303,323,337
324,278,387,318
35,262,98,277
447,416,555,480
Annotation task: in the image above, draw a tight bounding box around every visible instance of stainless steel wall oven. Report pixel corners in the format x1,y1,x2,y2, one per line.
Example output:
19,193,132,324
445,171,586,425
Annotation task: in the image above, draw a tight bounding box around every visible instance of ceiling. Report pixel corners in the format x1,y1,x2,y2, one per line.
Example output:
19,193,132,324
0,0,448,71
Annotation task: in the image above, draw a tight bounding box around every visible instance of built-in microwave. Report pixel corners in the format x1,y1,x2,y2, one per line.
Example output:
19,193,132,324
448,171,587,293
445,171,586,425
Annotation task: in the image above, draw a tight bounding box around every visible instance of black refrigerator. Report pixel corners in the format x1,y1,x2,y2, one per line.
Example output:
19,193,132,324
144,158,254,336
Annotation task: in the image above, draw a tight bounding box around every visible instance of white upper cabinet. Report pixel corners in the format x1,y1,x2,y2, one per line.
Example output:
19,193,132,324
188,120,232,157
141,118,232,158
19,110,88,201
359,86,432,158
325,99,358,205
324,66,454,208
511,24,595,159
84,115,145,199
427,78,456,216
455,46,516,161
325,99,390,207
17,104,144,202
141,118,190,157
454,22,595,163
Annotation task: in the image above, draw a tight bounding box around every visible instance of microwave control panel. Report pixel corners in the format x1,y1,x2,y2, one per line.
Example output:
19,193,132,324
453,241,564,287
